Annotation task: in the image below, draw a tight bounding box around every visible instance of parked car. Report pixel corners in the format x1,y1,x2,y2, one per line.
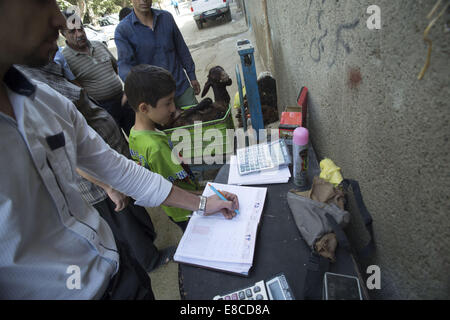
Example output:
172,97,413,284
191,0,231,30
83,24,109,46
98,15,119,40
104,14,119,24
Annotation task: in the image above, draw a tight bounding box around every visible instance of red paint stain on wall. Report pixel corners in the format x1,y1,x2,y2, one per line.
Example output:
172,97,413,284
349,68,362,89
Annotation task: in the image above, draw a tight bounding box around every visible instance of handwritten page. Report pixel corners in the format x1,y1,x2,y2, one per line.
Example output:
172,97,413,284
174,183,267,275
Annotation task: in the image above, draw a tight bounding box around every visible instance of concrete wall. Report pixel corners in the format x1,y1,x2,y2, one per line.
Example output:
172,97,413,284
243,0,450,299
239,0,275,74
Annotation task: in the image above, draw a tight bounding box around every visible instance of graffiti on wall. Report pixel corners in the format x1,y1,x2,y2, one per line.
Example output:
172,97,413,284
306,0,360,68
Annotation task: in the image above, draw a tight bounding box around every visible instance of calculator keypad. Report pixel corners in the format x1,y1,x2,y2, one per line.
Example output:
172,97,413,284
237,140,290,175
213,280,269,300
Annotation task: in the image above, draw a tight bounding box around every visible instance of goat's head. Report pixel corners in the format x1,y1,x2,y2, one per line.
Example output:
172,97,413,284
201,66,232,101
208,66,230,83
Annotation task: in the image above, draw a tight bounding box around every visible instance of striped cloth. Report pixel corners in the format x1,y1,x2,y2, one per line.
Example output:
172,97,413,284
63,41,124,102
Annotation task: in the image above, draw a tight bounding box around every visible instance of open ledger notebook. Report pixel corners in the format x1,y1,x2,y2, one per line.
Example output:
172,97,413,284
174,183,267,276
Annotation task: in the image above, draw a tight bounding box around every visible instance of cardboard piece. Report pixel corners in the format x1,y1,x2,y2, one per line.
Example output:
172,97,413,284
279,111,302,140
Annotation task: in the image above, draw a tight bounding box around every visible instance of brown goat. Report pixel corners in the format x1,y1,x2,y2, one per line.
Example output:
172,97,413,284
159,66,233,130
161,98,228,130
201,66,232,108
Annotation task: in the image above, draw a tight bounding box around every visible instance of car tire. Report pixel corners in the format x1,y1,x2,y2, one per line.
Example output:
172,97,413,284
225,10,232,22
196,20,203,29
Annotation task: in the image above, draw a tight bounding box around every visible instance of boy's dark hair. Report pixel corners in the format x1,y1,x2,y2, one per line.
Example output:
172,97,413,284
125,65,176,112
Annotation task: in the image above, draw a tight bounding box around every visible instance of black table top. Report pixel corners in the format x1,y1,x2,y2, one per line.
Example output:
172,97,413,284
179,144,360,300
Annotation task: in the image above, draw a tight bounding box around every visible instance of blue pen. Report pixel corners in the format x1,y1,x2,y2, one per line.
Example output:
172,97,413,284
208,184,240,216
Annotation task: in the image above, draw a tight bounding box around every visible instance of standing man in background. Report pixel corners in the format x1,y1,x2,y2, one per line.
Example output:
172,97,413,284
115,0,201,108
61,14,135,135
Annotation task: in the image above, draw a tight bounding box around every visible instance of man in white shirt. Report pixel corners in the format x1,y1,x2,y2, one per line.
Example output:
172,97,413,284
0,0,239,299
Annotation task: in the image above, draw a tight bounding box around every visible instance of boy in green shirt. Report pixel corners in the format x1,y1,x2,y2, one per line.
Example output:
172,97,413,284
125,65,200,232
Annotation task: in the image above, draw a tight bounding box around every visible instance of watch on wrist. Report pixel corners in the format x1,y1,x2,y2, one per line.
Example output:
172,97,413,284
197,195,207,216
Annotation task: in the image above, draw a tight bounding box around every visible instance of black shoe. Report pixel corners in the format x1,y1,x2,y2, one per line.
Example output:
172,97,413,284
147,246,177,272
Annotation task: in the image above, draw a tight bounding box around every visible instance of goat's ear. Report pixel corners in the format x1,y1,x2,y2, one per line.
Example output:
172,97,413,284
201,81,211,98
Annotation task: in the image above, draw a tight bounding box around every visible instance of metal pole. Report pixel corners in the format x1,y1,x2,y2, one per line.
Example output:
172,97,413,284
237,39,264,139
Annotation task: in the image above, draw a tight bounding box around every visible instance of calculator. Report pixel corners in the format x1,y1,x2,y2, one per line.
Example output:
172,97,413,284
323,272,363,300
213,273,295,300
236,140,291,175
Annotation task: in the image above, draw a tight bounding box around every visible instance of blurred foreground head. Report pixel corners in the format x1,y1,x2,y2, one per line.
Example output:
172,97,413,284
0,0,66,68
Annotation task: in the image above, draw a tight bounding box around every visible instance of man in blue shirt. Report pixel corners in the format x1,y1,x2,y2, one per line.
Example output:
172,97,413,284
115,0,201,108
